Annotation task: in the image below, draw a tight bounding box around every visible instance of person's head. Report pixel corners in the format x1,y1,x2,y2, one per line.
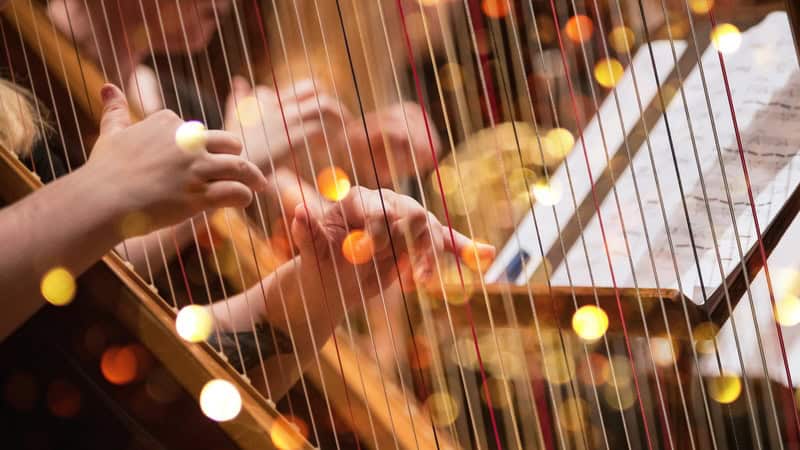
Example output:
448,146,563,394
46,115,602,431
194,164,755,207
136,0,233,53
0,80,40,157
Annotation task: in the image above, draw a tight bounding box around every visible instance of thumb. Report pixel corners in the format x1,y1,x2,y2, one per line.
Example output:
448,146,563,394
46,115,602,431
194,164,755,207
291,203,328,258
99,84,131,135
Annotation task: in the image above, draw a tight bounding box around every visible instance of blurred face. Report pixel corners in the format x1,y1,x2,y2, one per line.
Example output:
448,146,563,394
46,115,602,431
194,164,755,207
131,0,232,53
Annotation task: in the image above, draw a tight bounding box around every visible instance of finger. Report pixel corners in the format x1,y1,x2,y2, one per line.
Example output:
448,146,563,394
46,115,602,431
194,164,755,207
196,154,268,192
99,84,132,135
225,76,252,118
205,130,243,155
204,180,254,209
443,226,495,260
291,202,328,257
279,79,316,103
286,97,345,124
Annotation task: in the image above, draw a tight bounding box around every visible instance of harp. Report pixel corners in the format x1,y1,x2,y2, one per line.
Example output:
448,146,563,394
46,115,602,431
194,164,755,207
1,0,800,449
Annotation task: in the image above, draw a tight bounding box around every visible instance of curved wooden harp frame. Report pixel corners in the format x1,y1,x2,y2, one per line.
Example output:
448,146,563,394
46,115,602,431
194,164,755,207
2,0,800,449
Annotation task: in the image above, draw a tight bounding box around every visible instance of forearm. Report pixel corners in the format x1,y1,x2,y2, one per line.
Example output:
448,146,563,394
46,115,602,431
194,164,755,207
209,255,348,398
0,167,123,339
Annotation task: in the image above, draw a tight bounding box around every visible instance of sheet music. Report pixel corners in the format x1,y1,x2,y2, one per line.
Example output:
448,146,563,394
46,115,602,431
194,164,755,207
488,12,800,307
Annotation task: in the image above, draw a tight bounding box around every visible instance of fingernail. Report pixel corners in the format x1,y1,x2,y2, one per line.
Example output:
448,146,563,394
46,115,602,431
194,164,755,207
100,85,114,102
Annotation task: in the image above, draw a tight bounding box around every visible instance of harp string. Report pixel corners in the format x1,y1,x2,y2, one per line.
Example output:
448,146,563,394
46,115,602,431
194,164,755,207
635,0,772,445
597,1,732,447
559,0,699,447
390,1,516,448
459,2,610,448
545,1,663,448
706,2,800,434
363,1,508,447
280,1,436,447
645,0,780,443
236,0,366,446
486,5,637,450
413,4,521,448
679,0,797,443
260,0,399,445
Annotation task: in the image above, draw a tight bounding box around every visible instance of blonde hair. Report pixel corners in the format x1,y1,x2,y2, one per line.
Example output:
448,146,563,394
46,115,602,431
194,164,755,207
0,79,40,157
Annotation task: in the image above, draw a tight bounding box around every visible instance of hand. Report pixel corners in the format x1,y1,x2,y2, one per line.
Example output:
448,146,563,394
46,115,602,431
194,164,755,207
290,186,494,307
224,76,350,174
335,102,442,189
85,84,267,236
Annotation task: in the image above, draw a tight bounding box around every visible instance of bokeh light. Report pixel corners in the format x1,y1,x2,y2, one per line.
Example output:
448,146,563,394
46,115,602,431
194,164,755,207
708,373,742,404
544,128,575,161
603,383,636,411
119,211,152,238
532,179,562,206
101,345,138,386
425,392,459,426
577,352,610,386
3,371,37,412
594,58,625,89
460,239,494,273
175,120,207,152
342,230,375,265
572,305,609,341
565,15,594,44
649,336,678,367
200,379,242,422
607,356,633,388
481,0,509,19
46,380,81,418
693,322,719,354
270,415,308,450
542,353,573,385
558,397,586,432
775,295,800,326
176,304,215,343
439,63,464,92
689,0,714,14
316,166,351,202
41,267,76,306
711,24,742,55
608,26,635,54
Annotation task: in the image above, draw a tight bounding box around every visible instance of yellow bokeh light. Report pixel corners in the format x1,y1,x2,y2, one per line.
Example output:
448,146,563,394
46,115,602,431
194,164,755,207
708,373,742,404
439,63,464,92
775,295,800,326
594,58,625,89
460,239,494,274
577,352,610,386
532,179,562,206
342,230,375,265
425,392,459,426
608,26,635,54
689,0,714,14
692,322,719,354
481,0,509,19
432,165,460,197
565,15,594,44
711,24,742,55
649,336,678,367
119,211,152,238
603,383,636,411
544,128,575,160
175,120,207,152
542,353,573,385
572,305,609,341
176,305,214,343
200,379,242,422
607,356,633,388
558,397,586,432
316,166,351,202
270,416,308,450
41,267,76,306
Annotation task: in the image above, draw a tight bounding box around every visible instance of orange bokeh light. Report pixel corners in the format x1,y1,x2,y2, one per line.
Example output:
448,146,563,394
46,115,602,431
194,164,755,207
101,345,139,386
47,380,81,418
460,239,494,273
482,0,509,18
316,166,351,202
565,15,594,43
341,230,375,265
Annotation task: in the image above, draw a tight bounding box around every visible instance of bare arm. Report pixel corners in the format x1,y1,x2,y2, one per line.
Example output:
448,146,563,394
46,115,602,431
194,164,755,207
0,165,126,339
